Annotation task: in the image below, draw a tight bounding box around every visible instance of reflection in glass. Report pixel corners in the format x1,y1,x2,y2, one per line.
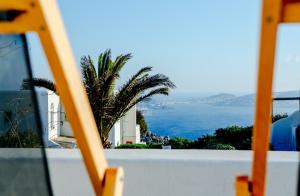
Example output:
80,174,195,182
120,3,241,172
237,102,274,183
0,34,52,195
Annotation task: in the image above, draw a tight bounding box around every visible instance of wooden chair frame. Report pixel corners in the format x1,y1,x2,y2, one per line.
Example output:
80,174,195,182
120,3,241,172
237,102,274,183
236,0,300,195
2,0,299,196
0,0,123,195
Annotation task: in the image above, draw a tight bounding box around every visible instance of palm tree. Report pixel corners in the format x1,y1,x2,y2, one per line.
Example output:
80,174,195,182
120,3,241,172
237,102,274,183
22,49,175,147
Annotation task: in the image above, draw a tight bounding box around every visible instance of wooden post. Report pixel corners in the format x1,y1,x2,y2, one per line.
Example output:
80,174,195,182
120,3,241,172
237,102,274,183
238,1,300,196
251,1,281,196
236,176,249,196
0,1,124,195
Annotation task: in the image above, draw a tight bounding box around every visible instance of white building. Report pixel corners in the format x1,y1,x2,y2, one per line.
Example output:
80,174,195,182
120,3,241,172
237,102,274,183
36,90,72,146
108,106,141,148
0,90,140,148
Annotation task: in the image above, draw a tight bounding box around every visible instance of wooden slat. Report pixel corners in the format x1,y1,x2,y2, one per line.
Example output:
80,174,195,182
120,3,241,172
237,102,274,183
282,1,300,22
236,176,249,196
103,168,124,196
0,0,31,10
0,1,40,33
36,0,108,195
251,0,282,196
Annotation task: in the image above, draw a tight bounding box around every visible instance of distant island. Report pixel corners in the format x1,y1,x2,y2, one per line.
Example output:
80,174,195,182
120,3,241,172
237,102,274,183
139,91,300,110
192,91,300,107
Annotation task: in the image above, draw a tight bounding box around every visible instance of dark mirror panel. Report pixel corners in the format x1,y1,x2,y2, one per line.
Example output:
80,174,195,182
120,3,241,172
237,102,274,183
0,34,52,195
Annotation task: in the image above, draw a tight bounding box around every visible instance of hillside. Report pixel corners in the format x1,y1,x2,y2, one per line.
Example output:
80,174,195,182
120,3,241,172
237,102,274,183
197,91,300,107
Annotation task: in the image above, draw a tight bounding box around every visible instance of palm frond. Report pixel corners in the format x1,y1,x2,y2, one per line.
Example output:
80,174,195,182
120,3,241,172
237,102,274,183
21,78,57,94
99,53,132,98
112,53,132,75
80,56,103,125
114,73,175,112
123,87,169,116
117,66,152,97
81,56,100,95
98,49,112,78
99,71,117,98
104,72,176,137
98,53,104,77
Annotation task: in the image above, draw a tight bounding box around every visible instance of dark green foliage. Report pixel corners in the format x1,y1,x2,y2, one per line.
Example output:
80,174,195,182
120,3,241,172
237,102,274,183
214,126,252,150
169,137,193,149
167,126,250,150
168,113,289,150
0,130,42,148
272,113,288,123
204,143,236,150
167,126,252,150
196,135,220,149
136,110,148,136
147,143,162,148
116,144,147,149
116,143,161,149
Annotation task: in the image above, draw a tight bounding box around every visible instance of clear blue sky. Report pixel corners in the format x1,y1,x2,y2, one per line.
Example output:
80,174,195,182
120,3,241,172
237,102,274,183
28,0,300,94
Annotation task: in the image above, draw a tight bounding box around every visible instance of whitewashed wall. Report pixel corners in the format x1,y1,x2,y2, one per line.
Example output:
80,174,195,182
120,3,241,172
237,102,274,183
47,91,60,139
59,105,72,137
45,150,299,196
109,120,121,148
135,125,140,143
121,106,138,144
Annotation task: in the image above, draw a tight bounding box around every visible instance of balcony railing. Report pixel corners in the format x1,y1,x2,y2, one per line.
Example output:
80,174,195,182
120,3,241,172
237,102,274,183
0,149,297,196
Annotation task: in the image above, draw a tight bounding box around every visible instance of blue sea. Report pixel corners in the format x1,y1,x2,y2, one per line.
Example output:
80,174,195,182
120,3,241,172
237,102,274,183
140,93,298,140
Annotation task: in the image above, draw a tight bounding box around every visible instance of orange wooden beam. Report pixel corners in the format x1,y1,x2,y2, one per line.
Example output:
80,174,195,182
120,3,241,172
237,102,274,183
0,0,123,195
281,0,300,23
236,176,249,196
103,168,124,196
250,0,300,195
36,1,109,194
251,0,282,196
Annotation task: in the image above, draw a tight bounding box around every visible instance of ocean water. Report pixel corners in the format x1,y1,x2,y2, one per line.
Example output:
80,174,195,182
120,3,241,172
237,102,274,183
141,95,298,140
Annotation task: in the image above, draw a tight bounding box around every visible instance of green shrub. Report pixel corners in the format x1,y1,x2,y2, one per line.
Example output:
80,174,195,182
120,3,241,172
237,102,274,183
116,144,148,149
116,143,161,149
214,126,252,150
272,113,288,123
147,143,162,149
169,137,192,149
204,143,235,150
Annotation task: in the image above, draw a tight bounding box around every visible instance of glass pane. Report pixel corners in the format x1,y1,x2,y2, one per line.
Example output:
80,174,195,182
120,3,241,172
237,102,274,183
0,34,52,195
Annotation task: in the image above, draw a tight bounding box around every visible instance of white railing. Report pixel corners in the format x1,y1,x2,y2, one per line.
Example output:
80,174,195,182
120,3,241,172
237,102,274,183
1,149,299,196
